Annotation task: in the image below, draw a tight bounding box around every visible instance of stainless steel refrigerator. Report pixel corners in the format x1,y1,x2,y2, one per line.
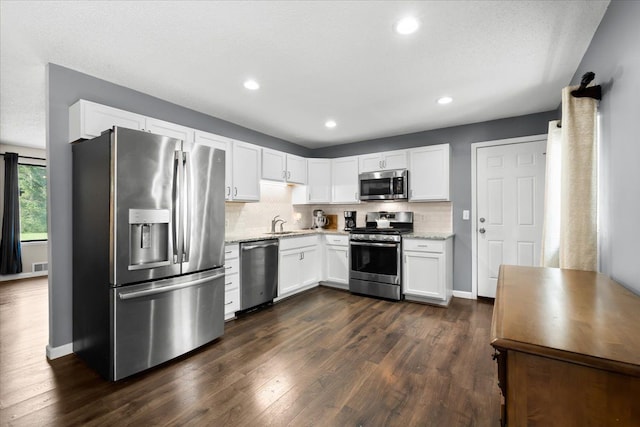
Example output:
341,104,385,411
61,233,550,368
72,126,226,380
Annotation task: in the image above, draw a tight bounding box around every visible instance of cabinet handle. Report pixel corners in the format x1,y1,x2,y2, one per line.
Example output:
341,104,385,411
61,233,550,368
234,187,238,196
287,171,291,179
282,170,286,179
226,186,231,197
383,160,386,169
225,301,233,306
225,282,232,286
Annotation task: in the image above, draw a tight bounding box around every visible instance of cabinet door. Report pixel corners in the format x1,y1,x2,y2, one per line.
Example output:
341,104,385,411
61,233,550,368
326,245,349,284
262,148,286,182
286,154,307,184
279,250,301,296
409,144,450,201
331,156,360,203
307,159,331,203
359,153,383,172
145,118,194,143
194,131,232,200
383,150,408,170
69,100,146,142
300,247,320,286
403,251,445,300
231,141,261,201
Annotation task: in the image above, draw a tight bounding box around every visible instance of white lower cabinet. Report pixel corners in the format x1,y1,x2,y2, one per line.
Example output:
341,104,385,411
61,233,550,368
278,236,320,299
403,238,453,306
224,244,240,320
323,234,349,289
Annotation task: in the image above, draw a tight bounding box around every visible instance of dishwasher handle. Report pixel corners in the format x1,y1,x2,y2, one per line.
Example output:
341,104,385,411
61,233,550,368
242,241,279,251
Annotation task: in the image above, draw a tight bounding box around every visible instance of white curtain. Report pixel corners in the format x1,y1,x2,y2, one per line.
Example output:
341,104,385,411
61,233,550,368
541,85,598,271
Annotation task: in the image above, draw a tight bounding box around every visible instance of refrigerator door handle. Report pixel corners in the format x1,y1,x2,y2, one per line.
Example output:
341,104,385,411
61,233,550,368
118,270,225,300
172,151,181,263
182,151,191,263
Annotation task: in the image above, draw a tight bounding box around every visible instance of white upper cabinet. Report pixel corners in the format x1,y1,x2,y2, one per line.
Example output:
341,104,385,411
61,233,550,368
286,154,307,184
262,148,287,181
69,99,146,142
358,149,408,172
408,144,451,201
144,117,194,143
193,130,228,151
331,156,360,204
292,158,331,204
230,140,261,202
262,149,307,184
194,131,230,198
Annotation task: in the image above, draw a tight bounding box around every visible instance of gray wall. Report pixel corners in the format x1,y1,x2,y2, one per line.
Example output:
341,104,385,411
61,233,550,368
569,0,639,294
46,64,310,348
313,111,558,293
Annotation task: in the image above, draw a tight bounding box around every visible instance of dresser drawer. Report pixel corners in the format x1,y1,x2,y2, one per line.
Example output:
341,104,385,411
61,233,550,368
403,239,444,253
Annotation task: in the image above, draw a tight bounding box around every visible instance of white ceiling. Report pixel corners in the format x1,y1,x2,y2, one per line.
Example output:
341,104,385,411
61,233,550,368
0,1,609,150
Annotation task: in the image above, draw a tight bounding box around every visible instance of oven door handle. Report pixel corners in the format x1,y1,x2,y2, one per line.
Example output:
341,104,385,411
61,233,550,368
350,241,398,248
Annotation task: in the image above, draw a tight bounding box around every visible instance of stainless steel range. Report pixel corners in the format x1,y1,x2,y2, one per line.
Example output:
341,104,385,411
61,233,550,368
349,211,413,300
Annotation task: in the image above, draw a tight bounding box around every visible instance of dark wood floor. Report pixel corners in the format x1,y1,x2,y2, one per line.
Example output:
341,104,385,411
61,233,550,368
0,278,501,426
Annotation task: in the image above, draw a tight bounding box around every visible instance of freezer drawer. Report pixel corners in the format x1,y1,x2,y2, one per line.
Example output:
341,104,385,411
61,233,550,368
111,268,224,380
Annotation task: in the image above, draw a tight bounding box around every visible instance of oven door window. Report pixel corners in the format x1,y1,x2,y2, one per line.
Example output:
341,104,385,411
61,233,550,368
351,243,398,276
360,178,391,197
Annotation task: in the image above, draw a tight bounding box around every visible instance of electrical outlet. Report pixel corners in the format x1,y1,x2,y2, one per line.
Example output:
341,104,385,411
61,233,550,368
225,218,229,228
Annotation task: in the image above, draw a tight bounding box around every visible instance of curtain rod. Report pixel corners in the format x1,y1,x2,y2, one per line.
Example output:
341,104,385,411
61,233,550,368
0,152,47,161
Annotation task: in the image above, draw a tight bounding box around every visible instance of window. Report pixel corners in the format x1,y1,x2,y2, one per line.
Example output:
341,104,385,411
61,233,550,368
18,164,47,241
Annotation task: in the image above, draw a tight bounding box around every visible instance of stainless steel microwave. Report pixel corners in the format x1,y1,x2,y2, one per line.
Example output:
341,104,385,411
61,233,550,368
359,169,408,201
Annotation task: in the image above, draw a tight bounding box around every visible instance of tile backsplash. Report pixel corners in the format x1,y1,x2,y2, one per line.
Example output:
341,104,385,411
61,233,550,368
225,181,452,234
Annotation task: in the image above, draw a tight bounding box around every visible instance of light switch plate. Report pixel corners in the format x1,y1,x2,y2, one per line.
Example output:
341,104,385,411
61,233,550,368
462,210,470,220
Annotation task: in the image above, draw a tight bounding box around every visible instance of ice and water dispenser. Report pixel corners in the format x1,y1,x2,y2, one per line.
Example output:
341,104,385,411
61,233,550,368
128,209,171,270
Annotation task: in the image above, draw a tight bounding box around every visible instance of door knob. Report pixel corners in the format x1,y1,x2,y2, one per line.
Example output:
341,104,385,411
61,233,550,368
479,217,485,223
479,228,486,234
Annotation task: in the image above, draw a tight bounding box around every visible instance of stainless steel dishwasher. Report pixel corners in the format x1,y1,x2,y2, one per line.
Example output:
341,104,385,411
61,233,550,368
240,239,279,310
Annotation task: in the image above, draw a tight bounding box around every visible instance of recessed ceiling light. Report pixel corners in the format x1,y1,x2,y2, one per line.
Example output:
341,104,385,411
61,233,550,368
437,96,453,105
243,79,260,90
394,17,420,35
325,120,337,129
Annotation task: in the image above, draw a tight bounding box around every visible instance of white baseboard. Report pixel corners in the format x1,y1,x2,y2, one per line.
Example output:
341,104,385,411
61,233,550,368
0,271,48,282
46,342,73,360
452,290,476,300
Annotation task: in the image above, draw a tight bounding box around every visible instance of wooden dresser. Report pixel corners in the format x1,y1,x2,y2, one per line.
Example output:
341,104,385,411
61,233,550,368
490,265,640,426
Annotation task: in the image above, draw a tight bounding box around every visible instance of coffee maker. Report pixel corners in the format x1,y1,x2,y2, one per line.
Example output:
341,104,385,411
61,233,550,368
344,211,356,231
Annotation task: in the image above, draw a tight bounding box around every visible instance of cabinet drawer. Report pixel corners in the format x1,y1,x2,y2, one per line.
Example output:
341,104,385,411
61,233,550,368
224,258,239,274
224,244,239,260
224,287,240,314
279,235,318,251
403,239,444,253
324,234,348,246
224,271,239,291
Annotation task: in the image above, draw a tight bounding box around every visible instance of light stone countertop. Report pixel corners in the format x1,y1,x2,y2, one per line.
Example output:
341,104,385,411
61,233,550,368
225,229,451,244
225,229,348,244
404,232,455,240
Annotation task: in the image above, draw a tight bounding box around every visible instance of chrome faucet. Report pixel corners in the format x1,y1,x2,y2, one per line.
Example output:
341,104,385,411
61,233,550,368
271,215,286,233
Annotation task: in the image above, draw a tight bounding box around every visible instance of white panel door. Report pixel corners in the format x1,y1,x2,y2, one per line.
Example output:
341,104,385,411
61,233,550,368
145,118,194,143
476,140,546,297
286,154,307,184
403,251,445,300
383,150,408,170
307,159,331,203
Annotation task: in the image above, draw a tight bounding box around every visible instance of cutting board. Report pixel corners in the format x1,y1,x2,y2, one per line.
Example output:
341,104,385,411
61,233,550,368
325,214,338,230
